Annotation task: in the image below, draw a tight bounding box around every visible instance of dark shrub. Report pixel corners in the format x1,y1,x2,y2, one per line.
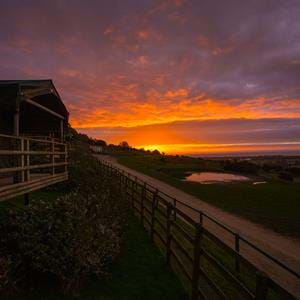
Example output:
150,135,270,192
0,180,127,294
0,257,15,292
224,160,259,174
278,172,294,182
0,141,129,296
287,167,300,177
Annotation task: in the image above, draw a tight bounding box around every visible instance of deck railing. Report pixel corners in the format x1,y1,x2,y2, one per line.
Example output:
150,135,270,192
0,134,68,201
98,160,299,300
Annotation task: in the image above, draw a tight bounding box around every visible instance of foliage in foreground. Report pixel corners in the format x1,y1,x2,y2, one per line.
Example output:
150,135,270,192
0,142,128,296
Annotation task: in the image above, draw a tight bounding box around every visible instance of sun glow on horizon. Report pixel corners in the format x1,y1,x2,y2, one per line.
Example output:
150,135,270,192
137,142,300,155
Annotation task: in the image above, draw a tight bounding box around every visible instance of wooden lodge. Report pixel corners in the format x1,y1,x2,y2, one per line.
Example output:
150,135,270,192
0,80,69,202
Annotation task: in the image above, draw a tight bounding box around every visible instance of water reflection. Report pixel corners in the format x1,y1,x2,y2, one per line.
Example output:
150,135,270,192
184,172,250,184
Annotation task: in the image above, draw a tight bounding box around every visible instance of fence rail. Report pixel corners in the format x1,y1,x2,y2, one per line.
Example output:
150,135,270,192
98,159,298,300
0,134,68,201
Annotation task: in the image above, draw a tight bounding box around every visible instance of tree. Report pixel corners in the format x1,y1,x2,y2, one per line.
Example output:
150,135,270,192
152,149,161,155
119,141,130,148
94,139,107,146
278,172,294,182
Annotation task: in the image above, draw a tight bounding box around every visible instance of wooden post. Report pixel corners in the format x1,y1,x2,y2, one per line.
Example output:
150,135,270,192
166,202,173,264
24,193,29,206
60,119,64,142
51,139,55,175
255,272,269,300
199,211,203,225
64,143,68,174
25,139,30,181
120,170,123,188
192,223,202,300
121,170,125,188
131,178,135,209
14,108,20,136
140,183,146,226
235,234,240,274
13,101,20,184
20,138,25,182
151,189,158,240
125,175,129,195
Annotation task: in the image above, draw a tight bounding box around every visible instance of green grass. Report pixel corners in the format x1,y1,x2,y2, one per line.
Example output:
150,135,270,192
1,190,186,300
117,154,300,238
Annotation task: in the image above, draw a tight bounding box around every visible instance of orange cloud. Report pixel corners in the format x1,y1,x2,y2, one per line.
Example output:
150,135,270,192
137,31,149,40
103,27,114,35
138,55,148,64
70,93,300,129
165,88,188,98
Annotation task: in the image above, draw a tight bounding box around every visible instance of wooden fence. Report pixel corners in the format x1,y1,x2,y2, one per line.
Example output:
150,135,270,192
98,160,298,300
0,134,68,201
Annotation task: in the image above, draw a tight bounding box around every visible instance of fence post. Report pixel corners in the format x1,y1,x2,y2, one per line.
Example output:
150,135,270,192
20,138,25,182
25,139,30,181
166,202,173,264
192,223,202,300
199,211,203,225
118,170,122,187
140,183,146,226
24,193,29,206
255,271,269,300
125,175,129,196
64,143,68,174
151,189,158,240
51,139,55,175
121,170,124,187
131,178,135,209
132,176,138,210
235,234,240,274
173,199,177,221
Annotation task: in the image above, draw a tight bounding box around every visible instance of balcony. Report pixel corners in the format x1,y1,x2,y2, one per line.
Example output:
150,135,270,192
0,134,68,201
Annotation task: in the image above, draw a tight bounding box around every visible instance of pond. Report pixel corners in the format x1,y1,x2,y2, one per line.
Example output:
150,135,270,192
184,172,250,184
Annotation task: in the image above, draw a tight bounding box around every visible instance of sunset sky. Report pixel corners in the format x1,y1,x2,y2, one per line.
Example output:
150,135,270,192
1,0,299,155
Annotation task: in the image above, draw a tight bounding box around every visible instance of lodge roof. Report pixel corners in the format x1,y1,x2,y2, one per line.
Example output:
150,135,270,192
0,79,68,120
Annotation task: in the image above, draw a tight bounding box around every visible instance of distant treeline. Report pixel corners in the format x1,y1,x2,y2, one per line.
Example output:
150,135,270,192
68,127,300,181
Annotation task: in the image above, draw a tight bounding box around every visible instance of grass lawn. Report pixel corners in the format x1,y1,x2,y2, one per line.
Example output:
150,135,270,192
0,189,186,300
117,154,300,238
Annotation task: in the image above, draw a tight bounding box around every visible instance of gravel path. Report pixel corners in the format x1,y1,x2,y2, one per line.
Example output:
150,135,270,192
96,154,300,298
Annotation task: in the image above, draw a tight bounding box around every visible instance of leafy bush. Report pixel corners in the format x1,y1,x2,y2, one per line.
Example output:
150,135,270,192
0,141,129,296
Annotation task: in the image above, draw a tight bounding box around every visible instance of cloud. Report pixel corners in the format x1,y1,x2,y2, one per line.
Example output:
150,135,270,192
0,0,299,147
137,31,149,40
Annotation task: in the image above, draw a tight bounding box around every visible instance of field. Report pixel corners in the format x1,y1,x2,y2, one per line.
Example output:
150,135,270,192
0,190,186,300
116,153,300,238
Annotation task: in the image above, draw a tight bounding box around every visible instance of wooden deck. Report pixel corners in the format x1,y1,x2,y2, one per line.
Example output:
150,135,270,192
0,134,68,201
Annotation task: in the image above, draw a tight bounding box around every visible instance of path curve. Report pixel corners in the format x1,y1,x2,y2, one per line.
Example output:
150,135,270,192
96,154,300,298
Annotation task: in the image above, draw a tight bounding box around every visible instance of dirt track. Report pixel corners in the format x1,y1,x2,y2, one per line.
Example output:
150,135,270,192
96,154,300,298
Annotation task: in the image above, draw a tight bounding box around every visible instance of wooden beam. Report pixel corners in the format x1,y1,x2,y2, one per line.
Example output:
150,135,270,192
0,162,68,174
0,150,67,155
0,134,65,145
60,119,64,141
0,173,68,202
14,109,20,136
0,173,67,193
24,98,64,119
